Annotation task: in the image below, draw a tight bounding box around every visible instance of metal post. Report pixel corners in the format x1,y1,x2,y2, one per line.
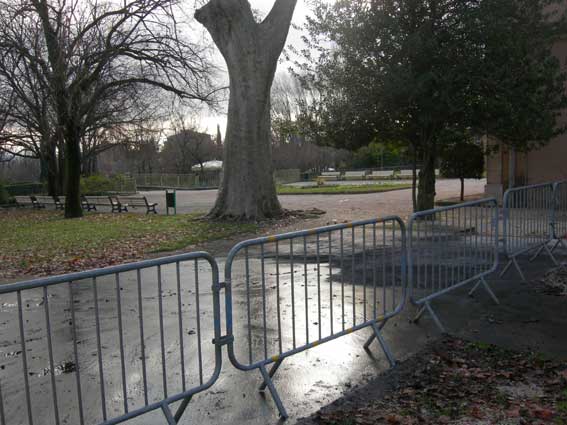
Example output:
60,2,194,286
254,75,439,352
259,365,288,419
173,396,192,423
469,276,499,305
259,359,284,391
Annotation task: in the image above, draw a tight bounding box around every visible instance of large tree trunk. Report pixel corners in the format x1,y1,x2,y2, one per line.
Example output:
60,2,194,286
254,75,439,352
417,142,437,212
64,126,83,218
42,141,59,196
196,0,297,220
34,0,83,218
57,147,65,195
411,144,418,212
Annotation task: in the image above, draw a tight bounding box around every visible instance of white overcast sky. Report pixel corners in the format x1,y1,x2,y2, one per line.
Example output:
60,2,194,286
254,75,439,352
196,0,313,137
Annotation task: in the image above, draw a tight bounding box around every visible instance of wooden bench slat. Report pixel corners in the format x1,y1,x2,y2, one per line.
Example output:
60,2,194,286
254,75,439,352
15,196,34,207
82,195,128,213
118,196,158,214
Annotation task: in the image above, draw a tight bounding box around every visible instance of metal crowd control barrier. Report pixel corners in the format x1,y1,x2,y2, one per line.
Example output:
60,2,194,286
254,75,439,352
500,183,558,281
224,217,407,418
408,199,499,333
552,181,567,253
0,252,222,425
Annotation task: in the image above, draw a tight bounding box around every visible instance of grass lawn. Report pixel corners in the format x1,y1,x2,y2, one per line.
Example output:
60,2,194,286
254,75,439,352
277,183,411,195
0,210,256,280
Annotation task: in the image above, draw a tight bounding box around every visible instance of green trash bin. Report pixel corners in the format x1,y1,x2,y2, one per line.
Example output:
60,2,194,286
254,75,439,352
165,189,177,215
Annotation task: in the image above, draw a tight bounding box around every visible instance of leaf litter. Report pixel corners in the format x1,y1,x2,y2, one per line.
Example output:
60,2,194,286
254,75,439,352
304,337,567,425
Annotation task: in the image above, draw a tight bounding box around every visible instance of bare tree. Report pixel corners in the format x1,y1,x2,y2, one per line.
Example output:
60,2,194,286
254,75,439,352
195,0,298,220
0,0,217,217
0,15,63,194
97,122,164,175
80,85,169,175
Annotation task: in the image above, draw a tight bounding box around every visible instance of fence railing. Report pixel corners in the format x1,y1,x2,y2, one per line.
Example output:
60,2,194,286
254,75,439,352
112,176,137,194
500,183,558,281
2,180,566,424
0,252,222,425
552,181,567,253
224,217,406,418
134,169,303,190
408,199,499,332
133,173,221,190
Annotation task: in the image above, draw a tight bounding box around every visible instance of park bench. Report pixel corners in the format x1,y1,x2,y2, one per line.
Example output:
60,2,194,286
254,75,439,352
81,195,128,213
34,195,61,209
14,196,35,208
344,171,367,180
53,195,65,210
319,171,341,181
369,170,395,179
118,196,158,214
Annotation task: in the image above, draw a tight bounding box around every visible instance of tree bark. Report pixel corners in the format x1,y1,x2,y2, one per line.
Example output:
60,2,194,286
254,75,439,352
41,140,59,196
33,0,84,217
64,125,83,218
460,177,465,201
411,144,418,212
196,0,297,220
57,146,65,195
417,142,436,212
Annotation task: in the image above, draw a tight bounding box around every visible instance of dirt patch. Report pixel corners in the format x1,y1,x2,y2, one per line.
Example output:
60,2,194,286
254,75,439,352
298,337,567,425
538,265,567,296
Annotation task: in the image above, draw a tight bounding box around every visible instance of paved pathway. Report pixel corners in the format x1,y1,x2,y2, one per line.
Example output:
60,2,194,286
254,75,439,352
142,178,487,226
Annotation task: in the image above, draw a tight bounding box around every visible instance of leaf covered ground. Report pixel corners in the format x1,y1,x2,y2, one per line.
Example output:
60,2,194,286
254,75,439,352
0,209,256,280
307,337,567,425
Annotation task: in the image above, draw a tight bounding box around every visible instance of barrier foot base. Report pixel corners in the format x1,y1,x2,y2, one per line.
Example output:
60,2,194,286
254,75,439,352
161,402,177,425
173,395,193,423
259,364,288,419
414,302,446,334
529,245,545,263
550,239,567,254
500,257,526,282
499,259,513,278
259,359,283,392
544,243,559,266
412,305,426,323
364,321,396,367
363,319,386,350
468,280,481,297
469,277,499,305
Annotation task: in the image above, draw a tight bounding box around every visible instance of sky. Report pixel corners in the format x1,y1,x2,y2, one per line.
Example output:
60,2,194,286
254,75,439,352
196,0,313,137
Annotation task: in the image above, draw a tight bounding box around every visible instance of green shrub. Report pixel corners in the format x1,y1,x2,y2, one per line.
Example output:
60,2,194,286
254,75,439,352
80,175,114,195
5,182,45,196
0,181,10,204
80,174,136,195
